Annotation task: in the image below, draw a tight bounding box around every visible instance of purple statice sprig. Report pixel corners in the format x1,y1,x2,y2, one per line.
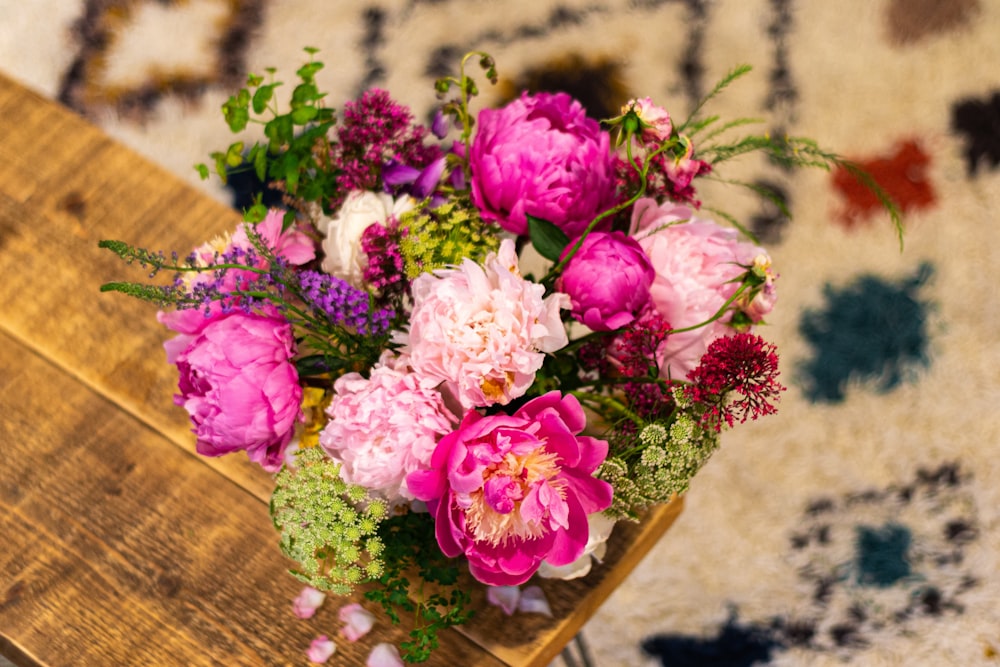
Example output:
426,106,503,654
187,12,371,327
296,270,394,336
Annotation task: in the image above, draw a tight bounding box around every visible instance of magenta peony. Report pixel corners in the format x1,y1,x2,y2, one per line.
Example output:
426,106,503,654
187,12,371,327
406,391,613,586
318,354,458,502
396,239,568,409
469,91,618,238
630,198,775,379
166,311,301,472
555,231,655,331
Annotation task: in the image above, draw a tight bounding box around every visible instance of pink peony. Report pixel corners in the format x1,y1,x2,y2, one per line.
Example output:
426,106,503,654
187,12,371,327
630,199,775,379
396,239,569,409
159,209,315,336
469,92,618,238
555,231,655,331
319,353,458,502
166,311,301,472
407,391,613,587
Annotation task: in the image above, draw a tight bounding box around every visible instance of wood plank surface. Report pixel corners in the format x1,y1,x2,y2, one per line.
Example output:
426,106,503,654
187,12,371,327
0,72,274,502
0,332,504,667
456,498,684,666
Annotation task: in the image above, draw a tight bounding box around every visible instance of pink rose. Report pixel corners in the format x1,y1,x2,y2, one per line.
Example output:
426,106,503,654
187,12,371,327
396,239,569,409
630,199,775,379
627,97,673,142
158,209,315,336
555,231,654,331
167,311,301,471
319,354,458,502
469,92,618,238
407,391,613,586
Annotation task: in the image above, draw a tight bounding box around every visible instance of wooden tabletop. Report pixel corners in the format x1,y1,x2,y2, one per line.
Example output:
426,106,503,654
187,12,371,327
0,72,683,667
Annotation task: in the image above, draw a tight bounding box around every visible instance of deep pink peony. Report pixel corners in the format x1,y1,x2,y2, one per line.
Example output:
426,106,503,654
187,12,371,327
555,231,655,331
406,391,613,586
630,198,775,379
158,209,315,336
318,354,458,502
166,311,301,471
469,92,618,238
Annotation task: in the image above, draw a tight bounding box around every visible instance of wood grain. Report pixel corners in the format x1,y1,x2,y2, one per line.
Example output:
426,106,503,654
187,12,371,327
0,72,274,502
456,499,684,666
0,332,504,667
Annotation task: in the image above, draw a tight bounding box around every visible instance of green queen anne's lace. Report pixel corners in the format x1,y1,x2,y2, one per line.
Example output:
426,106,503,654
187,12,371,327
270,446,388,594
600,406,721,520
398,199,500,279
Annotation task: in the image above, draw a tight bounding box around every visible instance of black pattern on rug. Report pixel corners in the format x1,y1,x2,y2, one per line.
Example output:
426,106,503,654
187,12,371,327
642,462,982,666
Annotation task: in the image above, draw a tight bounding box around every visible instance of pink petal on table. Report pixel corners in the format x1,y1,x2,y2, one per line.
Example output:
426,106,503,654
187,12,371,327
338,602,376,641
518,585,553,616
306,635,337,664
485,585,521,616
367,642,405,667
292,586,327,619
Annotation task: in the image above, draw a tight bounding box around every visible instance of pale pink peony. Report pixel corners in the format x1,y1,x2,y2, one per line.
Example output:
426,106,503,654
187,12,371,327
407,391,613,586
166,311,301,472
338,602,376,642
396,239,569,409
158,208,315,336
319,353,458,502
306,636,336,664
292,586,326,619
630,199,775,379
469,91,619,238
555,231,654,331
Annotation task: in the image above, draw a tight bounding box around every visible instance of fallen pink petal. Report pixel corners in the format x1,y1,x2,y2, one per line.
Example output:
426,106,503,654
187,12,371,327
306,635,337,664
367,642,405,667
518,586,553,616
339,602,376,641
292,586,327,619
486,585,521,616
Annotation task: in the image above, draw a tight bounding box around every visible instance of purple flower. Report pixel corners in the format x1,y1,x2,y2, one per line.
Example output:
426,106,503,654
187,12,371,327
166,311,301,471
555,231,655,331
469,92,618,238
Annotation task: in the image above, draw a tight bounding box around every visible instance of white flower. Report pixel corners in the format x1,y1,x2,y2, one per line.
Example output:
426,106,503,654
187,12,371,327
536,511,616,579
320,190,415,286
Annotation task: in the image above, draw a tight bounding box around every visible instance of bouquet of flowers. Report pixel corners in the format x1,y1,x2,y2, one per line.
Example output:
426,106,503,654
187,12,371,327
100,50,900,664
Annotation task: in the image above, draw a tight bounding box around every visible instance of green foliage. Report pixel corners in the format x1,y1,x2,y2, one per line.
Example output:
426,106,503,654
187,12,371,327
195,48,340,223
599,391,720,520
398,199,500,279
527,215,570,262
270,447,388,594
364,511,473,663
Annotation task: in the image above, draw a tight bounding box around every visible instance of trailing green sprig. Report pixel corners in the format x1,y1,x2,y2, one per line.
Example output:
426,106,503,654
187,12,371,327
365,511,473,663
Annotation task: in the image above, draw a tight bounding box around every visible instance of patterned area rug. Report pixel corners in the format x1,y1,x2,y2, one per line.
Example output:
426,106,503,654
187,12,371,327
4,1,1000,665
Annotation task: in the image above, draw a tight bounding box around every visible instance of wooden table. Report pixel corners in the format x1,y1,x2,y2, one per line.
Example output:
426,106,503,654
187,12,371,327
0,72,683,666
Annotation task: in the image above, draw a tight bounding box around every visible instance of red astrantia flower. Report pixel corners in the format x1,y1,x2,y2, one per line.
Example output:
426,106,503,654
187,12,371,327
685,333,785,431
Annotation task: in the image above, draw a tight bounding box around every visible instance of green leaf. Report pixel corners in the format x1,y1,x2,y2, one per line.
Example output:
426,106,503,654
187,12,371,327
225,141,245,167
252,83,277,114
291,105,318,125
527,215,569,262
250,145,268,181
195,163,210,180
296,61,323,82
